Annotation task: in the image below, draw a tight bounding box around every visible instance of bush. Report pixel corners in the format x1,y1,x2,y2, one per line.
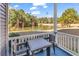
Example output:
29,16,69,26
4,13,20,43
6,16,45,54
9,33,20,37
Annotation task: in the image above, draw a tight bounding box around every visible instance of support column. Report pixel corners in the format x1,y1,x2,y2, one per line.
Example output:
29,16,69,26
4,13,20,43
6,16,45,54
53,3,58,47
54,3,57,33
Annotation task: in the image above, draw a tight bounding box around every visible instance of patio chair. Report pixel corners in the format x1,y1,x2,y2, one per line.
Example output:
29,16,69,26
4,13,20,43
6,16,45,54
49,34,56,54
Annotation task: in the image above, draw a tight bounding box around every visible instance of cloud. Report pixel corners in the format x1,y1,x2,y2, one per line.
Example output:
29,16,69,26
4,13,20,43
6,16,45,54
9,6,13,9
14,5,19,8
43,5,48,8
31,11,40,15
32,0,52,6
33,3,46,6
9,5,19,9
32,2,48,8
30,7,37,10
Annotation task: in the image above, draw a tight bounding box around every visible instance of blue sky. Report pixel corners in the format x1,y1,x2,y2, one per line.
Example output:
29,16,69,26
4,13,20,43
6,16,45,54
9,3,79,17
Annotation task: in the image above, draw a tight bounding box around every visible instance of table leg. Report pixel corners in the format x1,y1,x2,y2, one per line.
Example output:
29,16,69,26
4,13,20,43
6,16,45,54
46,47,50,56
26,49,30,56
53,43,55,54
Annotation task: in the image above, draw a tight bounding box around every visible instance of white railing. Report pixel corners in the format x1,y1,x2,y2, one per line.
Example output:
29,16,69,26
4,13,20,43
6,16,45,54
8,32,51,56
8,32,79,56
56,32,79,55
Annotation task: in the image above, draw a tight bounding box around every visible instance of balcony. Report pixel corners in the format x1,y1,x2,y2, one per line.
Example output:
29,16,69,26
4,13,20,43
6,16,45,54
0,3,79,56
8,32,79,56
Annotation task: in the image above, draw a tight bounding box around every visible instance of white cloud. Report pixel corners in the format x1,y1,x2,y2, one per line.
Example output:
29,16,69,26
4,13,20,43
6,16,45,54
43,5,48,8
32,0,52,6
31,11,40,15
14,5,19,8
9,6,13,9
32,2,48,8
33,3,46,6
30,7,37,10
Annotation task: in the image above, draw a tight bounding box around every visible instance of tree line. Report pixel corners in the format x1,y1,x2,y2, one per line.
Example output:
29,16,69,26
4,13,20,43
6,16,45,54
9,8,79,29
9,9,53,29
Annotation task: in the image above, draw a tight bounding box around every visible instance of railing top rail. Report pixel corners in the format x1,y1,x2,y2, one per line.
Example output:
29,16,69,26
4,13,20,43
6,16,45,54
9,32,53,40
58,32,79,38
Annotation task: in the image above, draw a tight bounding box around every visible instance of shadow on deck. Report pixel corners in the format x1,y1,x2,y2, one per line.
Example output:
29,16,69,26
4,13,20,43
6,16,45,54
35,47,72,56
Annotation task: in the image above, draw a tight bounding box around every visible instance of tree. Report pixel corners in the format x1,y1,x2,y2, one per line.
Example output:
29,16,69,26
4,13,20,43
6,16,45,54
58,8,79,27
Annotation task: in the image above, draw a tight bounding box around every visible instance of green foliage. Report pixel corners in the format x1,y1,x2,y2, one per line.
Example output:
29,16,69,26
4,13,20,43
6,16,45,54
38,17,53,24
9,9,54,30
9,33,20,37
9,8,79,29
58,8,79,27
9,9,37,28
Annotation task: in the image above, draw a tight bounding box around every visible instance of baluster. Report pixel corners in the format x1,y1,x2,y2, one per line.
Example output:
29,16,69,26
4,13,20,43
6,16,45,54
11,39,15,56
74,37,76,53
13,39,17,56
29,36,31,40
24,38,26,47
34,35,35,39
70,36,72,50
56,33,58,45
30,36,31,40
62,34,64,47
65,34,67,48
71,37,74,51
64,35,66,48
69,36,71,50
59,33,61,46
63,34,65,47
20,38,23,50
75,38,78,53
70,37,72,51
60,34,62,46
61,35,63,46
9,40,11,55
33,35,34,39
64,35,66,47
58,34,60,46
10,40,13,56
58,34,60,45
78,38,79,53
67,35,70,49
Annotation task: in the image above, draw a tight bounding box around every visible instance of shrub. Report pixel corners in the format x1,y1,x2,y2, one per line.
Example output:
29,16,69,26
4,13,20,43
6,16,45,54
9,33,20,37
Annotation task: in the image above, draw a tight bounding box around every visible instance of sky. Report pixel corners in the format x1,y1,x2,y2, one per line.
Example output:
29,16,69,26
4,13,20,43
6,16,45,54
9,3,79,18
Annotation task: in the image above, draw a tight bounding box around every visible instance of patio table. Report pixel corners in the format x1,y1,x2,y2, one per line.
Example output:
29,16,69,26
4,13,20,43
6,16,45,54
27,38,52,56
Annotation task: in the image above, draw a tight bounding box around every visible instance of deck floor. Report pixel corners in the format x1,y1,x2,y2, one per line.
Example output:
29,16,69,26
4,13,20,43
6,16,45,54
35,47,72,56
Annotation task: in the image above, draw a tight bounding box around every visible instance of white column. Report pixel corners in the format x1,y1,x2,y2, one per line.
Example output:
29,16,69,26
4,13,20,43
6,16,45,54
54,3,58,44
0,3,8,56
54,3,57,33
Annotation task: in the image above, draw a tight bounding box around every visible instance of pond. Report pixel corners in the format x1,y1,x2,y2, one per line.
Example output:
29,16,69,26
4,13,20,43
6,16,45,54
9,25,54,32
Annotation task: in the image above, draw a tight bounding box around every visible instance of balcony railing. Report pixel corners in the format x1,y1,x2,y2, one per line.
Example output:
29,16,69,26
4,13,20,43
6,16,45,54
8,32,51,56
56,32,79,56
8,32,79,56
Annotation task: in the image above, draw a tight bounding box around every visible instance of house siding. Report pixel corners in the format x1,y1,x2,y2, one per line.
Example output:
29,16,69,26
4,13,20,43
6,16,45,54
0,3,8,56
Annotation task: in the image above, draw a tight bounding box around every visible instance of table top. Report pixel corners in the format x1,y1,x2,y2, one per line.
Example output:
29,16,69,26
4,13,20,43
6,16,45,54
28,38,52,52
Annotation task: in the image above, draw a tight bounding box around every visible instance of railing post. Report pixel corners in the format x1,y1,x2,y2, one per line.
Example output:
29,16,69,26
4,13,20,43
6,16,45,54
78,38,79,53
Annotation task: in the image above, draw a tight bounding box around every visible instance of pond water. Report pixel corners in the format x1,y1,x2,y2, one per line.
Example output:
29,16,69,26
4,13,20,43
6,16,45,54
9,25,54,32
